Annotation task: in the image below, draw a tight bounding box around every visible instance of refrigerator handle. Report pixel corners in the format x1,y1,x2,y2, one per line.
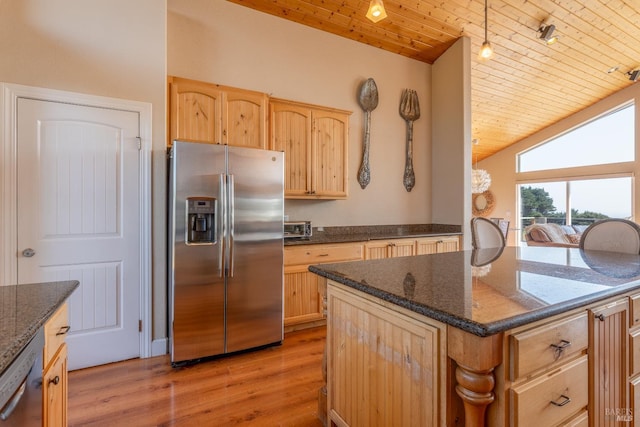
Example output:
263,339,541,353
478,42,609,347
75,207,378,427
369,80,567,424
218,173,225,277
229,174,235,277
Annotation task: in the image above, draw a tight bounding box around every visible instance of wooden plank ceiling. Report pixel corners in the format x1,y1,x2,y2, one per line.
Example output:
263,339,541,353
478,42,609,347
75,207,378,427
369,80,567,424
228,0,640,160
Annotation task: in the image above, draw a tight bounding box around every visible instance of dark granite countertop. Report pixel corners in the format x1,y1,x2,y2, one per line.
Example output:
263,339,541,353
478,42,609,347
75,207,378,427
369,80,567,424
284,223,461,246
0,281,79,374
309,246,640,337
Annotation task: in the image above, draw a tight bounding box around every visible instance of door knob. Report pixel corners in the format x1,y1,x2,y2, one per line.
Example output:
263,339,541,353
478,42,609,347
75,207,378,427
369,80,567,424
22,248,36,257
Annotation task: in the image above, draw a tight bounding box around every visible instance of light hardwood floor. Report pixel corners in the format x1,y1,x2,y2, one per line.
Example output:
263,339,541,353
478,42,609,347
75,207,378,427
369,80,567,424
68,327,326,426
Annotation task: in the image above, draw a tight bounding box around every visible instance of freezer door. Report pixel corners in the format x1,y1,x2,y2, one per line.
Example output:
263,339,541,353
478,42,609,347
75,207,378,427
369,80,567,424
169,141,226,363
226,146,284,353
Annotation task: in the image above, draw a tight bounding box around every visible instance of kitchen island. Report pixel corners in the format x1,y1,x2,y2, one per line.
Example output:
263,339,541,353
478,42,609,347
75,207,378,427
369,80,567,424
310,246,640,426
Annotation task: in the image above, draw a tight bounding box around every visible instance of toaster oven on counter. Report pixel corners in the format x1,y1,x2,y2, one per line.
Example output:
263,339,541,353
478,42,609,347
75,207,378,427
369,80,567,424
284,221,312,240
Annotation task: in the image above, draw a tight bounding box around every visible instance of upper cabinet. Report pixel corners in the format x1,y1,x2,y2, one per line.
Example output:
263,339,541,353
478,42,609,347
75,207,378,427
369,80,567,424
168,76,268,149
270,98,350,199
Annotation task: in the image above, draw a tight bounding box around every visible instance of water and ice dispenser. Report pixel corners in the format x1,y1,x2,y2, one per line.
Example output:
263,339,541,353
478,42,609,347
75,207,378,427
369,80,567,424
186,197,216,244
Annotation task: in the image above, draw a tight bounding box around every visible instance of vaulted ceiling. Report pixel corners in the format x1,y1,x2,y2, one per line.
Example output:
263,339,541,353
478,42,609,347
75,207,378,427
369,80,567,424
228,0,640,160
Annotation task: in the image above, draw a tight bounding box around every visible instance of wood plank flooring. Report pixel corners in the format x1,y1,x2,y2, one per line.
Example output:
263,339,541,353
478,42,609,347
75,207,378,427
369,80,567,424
68,327,326,426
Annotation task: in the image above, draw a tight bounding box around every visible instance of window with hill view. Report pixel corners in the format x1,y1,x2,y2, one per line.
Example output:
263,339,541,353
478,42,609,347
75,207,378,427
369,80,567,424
517,103,635,235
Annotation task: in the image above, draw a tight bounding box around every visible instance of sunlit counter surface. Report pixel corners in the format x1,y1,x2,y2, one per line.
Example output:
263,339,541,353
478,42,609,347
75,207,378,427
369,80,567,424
310,247,640,426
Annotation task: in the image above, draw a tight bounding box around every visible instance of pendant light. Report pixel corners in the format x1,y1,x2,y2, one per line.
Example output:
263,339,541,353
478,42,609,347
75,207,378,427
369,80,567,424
471,139,492,194
478,0,494,60
366,0,387,23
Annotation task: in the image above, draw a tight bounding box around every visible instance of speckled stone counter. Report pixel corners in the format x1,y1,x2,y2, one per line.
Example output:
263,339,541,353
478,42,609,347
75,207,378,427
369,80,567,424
0,281,79,374
309,246,640,336
284,223,461,246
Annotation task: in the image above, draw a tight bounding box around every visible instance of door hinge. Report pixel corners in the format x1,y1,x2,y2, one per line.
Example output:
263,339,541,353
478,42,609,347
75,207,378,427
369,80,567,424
136,136,142,151
139,319,143,332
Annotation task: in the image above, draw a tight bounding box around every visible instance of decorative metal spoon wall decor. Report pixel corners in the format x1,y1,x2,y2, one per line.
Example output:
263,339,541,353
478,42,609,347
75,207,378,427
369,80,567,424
399,89,420,192
357,78,379,189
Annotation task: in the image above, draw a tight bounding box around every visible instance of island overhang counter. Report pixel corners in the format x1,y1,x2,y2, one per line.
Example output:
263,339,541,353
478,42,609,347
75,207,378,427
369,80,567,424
309,246,640,426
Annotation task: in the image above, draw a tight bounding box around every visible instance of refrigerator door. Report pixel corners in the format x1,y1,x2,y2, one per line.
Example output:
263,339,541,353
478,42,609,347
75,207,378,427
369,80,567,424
169,141,226,363
226,146,284,353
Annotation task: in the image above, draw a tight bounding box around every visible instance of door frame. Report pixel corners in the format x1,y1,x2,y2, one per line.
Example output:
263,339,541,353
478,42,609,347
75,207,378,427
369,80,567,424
0,82,153,359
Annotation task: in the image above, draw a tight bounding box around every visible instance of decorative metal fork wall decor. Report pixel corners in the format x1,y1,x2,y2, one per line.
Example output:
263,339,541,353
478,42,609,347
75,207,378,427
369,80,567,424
399,89,420,192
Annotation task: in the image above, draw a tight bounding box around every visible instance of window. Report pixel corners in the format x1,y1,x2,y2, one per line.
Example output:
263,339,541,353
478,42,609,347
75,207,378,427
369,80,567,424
518,104,635,172
519,176,633,229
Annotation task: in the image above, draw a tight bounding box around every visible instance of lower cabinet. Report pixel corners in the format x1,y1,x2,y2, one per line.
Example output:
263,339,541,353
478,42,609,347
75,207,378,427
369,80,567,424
43,304,70,426
327,282,446,426
284,243,364,331
365,235,460,260
416,236,460,255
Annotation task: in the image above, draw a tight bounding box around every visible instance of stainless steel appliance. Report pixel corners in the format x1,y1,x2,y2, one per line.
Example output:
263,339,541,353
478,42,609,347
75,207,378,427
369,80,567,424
0,328,44,426
284,221,312,240
168,141,284,366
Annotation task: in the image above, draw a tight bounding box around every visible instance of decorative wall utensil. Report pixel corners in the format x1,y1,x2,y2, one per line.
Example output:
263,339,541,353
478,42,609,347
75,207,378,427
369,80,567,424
399,89,420,192
357,78,379,189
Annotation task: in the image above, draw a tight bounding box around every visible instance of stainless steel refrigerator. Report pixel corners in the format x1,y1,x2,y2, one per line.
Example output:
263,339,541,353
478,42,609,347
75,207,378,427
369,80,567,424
168,140,284,365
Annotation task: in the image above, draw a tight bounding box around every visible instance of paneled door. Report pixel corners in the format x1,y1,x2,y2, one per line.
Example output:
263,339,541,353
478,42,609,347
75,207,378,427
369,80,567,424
17,98,141,370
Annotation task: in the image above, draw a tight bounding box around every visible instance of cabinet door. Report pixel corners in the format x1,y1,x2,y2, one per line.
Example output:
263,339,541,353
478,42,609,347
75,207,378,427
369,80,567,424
590,299,629,427
416,236,459,255
270,101,312,197
438,236,460,253
365,241,391,259
284,264,323,327
223,88,267,149
43,344,67,427
390,239,416,258
312,110,348,198
169,77,222,145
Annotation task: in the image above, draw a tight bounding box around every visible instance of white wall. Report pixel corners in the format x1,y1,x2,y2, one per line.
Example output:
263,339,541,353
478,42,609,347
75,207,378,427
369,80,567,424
168,0,433,226
431,37,472,248
0,0,168,340
479,83,640,246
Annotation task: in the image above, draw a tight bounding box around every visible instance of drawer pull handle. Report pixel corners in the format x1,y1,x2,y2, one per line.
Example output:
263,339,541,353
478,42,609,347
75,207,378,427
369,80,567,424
56,325,71,336
318,254,329,257
48,376,60,386
550,394,571,407
550,339,571,359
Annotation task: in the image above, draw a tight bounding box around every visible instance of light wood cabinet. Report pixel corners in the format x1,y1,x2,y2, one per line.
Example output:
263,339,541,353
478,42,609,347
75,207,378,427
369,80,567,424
365,238,416,259
168,76,268,149
327,282,446,426
284,243,363,331
416,235,460,255
589,298,629,427
270,99,350,199
43,304,70,427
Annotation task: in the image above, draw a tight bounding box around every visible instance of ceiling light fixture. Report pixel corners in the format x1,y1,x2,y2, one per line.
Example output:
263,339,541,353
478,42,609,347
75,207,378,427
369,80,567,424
628,70,640,82
366,0,387,23
471,139,492,194
538,24,558,45
478,0,494,60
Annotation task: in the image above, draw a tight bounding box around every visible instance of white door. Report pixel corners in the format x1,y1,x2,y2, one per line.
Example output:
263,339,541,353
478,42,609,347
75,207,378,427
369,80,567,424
17,98,141,370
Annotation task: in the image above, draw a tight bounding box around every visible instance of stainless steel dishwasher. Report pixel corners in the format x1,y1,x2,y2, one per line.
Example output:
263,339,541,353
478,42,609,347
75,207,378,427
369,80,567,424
0,328,44,426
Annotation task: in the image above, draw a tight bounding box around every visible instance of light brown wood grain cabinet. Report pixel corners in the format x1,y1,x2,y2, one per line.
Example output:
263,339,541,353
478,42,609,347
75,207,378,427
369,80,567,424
270,99,350,199
283,243,363,332
43,304,70,427
365,236,460,259
168,76,268,149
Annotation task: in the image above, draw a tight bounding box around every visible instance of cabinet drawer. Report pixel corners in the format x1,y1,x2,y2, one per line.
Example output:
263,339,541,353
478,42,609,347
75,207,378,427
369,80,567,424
285,244,363,266
44,304,69,368
511,355,588,427
631,329,640,376
510,312,588,380
631,293,640,327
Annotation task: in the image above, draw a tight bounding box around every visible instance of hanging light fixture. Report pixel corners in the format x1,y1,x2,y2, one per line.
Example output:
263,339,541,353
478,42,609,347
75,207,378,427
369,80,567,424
478,0,494,60
366,0,387,23
471,139,492,193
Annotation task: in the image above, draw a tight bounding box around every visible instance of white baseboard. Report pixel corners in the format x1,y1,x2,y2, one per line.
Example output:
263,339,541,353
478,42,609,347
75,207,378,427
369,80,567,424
151,338,168,357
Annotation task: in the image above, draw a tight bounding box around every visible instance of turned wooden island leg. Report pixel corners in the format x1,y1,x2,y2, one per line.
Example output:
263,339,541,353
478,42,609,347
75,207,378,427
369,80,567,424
447,327,503,427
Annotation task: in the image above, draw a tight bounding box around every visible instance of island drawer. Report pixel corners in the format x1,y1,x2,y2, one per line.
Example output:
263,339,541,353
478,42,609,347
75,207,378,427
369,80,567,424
509,312,588,380
631,293,640,327
44,303,70,368
510,355,588,427
285,243,363,266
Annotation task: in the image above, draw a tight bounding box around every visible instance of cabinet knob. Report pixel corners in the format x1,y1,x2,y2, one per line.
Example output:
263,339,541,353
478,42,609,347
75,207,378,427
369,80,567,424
56,325,71,336
595,313,606,321
48,376,60,386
